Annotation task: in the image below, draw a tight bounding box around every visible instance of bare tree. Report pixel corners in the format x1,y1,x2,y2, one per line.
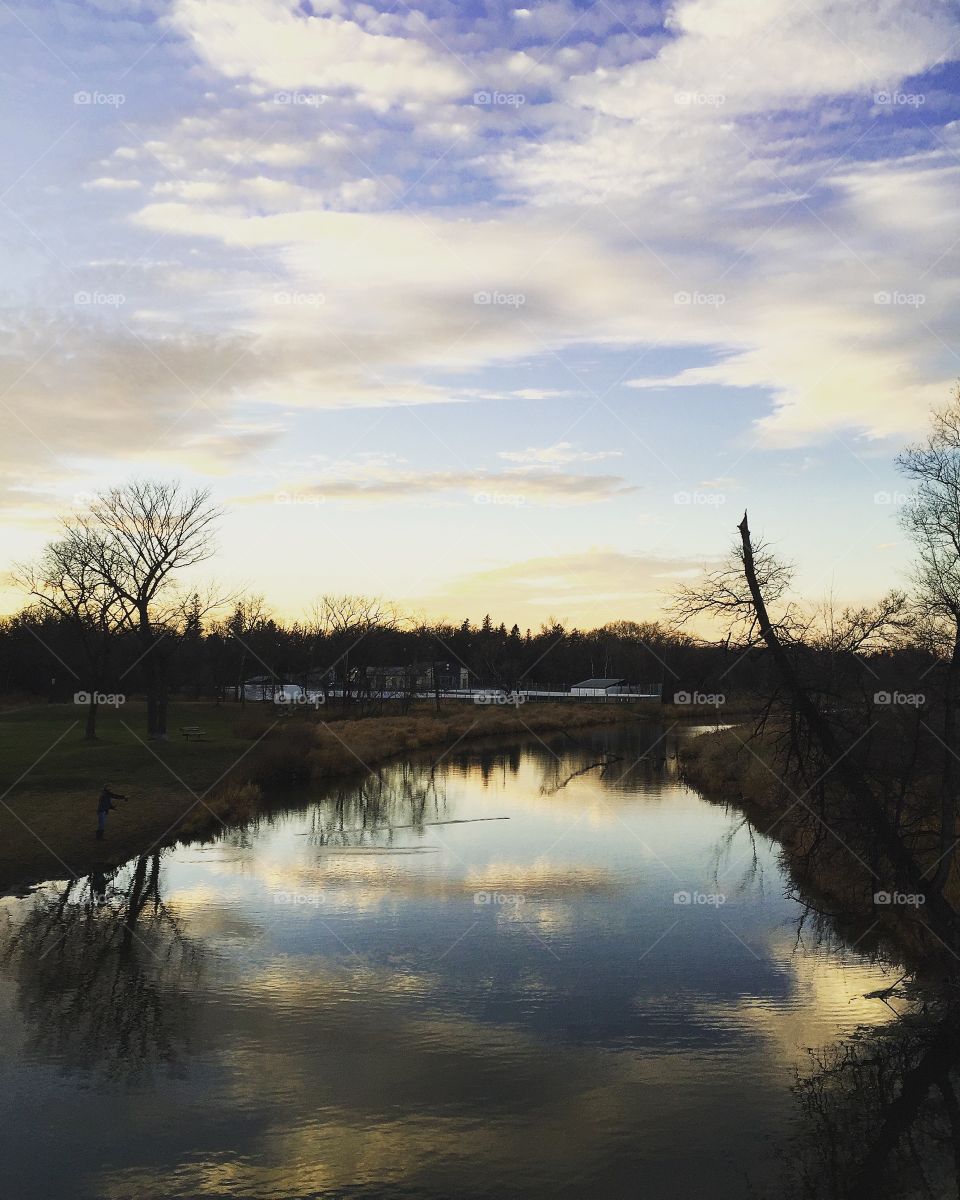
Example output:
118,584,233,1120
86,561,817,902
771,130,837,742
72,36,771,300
670,536,796,646
78,482,221,738
309,595,400,706
675,511,960,950
898,393,960,892
13,531,127,739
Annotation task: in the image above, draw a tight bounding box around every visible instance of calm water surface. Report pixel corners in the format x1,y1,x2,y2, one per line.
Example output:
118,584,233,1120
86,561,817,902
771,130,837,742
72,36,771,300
0,722,904,1199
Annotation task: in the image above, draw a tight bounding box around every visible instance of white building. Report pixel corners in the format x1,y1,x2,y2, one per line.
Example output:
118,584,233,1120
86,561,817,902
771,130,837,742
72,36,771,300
570,677,627,697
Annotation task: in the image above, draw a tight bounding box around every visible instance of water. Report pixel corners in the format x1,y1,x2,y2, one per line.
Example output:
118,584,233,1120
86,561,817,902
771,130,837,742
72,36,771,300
0,722,906,1199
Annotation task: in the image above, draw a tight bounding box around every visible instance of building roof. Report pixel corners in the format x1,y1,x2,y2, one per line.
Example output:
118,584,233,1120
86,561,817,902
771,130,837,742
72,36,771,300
571,677,625,688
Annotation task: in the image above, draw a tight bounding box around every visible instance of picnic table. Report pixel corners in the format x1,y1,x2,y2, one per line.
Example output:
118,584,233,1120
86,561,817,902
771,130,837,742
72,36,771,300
180,725,208,741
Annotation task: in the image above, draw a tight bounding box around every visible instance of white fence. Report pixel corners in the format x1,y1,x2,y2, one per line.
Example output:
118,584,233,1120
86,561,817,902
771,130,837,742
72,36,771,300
245,682,663,705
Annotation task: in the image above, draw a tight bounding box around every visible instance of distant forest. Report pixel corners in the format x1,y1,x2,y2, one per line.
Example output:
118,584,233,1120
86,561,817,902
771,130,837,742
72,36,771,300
0,588,934,715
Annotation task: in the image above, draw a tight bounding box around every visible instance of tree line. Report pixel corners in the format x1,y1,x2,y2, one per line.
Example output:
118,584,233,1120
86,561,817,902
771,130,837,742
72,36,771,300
1,509,775,737
4,393,960,762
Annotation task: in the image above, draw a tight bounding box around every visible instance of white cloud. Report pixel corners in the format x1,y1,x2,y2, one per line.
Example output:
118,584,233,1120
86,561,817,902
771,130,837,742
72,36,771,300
251,464,637,506
81,177,142,191
417,548,702,625
3,0,960,532
499,442,622,465
170,0,470,108
571,0,953,119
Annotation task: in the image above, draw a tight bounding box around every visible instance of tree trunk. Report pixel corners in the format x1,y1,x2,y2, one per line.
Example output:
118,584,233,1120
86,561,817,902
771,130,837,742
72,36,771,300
737,512,960,948
934,626,960,894
138,608,161,738
157,680,168,738
85,691,98,740
145,675,159,739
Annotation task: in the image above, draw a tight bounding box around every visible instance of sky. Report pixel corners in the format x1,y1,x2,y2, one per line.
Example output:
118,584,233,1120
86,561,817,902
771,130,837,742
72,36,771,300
1,0,959,628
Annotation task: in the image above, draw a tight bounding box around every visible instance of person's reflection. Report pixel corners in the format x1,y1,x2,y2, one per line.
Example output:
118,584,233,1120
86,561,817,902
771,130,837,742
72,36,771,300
88,870,108,906
0,852,203,1079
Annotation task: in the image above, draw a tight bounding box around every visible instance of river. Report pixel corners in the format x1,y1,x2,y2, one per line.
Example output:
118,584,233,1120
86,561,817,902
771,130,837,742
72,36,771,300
0,721,910,1199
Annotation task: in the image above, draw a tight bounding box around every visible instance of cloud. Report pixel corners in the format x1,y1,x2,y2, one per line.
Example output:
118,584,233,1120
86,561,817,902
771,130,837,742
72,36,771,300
0,315,284,482
499,442,623,465
170,0,470,108
249,464,637,506
3,0,960,575
569,0,954,119
81,177,143,191
418,548,708,624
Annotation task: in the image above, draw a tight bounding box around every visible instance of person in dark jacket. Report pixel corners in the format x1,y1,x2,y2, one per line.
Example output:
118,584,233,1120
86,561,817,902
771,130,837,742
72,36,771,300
96,785,126,839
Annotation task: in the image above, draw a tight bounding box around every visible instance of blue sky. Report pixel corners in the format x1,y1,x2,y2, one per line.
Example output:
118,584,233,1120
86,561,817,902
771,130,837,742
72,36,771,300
2,0,960,625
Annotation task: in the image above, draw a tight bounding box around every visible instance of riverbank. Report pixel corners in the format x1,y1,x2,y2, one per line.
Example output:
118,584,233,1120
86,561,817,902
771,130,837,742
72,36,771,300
0,699,644,892
679,723,957,973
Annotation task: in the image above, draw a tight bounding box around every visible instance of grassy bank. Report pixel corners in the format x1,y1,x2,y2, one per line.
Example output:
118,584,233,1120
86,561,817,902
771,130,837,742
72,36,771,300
0,699,642,891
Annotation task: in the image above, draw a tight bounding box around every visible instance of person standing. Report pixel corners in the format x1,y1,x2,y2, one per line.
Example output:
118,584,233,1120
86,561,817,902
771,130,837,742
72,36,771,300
96,784,126,840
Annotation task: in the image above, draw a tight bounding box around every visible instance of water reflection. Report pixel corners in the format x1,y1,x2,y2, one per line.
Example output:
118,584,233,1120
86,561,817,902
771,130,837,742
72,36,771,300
0,723,927,1199
0,854,202,1080
302,765,450,849
782,996,960,1199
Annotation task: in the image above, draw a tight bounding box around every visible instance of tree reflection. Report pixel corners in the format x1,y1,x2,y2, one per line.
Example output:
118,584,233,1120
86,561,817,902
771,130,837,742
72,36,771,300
781,995,960,1199
534,723,680,795
304,763,450,848
0,853,202,1080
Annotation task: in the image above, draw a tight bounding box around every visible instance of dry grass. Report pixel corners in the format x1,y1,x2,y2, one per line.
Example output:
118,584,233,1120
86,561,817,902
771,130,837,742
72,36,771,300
0,700,638,890
680,724,960,970
232,703,635,789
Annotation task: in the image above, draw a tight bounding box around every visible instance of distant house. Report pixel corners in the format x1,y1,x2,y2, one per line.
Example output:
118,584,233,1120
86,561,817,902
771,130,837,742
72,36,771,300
570,677,627,697
242,674,277,701
367,662,471,694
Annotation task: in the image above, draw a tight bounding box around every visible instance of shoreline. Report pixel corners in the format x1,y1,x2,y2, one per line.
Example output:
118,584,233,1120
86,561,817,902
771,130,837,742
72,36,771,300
678,723,952,978
0,701,648,894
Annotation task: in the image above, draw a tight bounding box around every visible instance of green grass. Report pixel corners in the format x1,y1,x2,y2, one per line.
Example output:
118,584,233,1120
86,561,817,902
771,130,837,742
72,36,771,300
1,700,251,796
